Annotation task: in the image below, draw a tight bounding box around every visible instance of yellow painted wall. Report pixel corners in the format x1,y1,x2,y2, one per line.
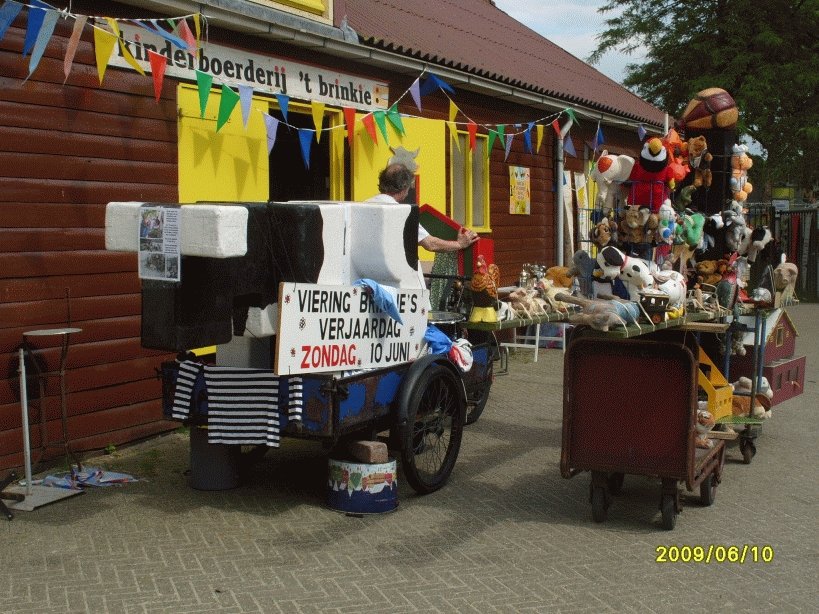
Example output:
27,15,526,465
177,84,270,203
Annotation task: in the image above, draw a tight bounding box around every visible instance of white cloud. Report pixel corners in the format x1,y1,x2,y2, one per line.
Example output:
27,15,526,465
492,0,644,84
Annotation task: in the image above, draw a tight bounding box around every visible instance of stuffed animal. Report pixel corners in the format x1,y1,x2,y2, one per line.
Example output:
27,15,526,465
568,249,597,298
746,226,773,263
686,135,713,188
773,260,799,305
680,87,738,130
590,217,618,249
545,266,573,289
730,144,754,202
627,136,677,213
662,128,690,182
590,151,635,216
506,288,548,318
535,278,571,313
619,205,652,244
555,292,640,332
468,255,500,323
695,260,723,286
731,377,772,419
672,210,706,274
596,245,657,301
695,402,715,449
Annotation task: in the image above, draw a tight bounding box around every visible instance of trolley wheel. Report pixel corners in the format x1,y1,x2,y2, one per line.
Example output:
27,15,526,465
700,474,716,506
660,494,676,530
400,365,465,494
590,485,608,523
739,438,756,464
465,361,492,425
607,472,625,495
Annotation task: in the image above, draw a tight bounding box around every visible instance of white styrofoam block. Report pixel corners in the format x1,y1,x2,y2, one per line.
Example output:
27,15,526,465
104,202,248,258
243,304,279,338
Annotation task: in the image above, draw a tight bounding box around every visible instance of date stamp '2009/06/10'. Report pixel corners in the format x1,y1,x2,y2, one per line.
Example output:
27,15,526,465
655,545,774,564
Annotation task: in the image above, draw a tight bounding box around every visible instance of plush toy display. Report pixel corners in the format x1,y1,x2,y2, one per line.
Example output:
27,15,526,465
590,151,635,216
680,87,739,130
687,135,713,188
730,144,754,202
628,137,677,213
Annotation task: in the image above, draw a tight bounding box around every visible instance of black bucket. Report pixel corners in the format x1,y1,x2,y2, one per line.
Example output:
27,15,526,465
189,426,240,490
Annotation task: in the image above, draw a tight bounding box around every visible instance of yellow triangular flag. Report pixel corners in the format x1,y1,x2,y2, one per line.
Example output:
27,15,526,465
93,25,118,84
447,121,460,152
311,101,325,143
536,124,545,153
449,99,459,123
105,18,145,76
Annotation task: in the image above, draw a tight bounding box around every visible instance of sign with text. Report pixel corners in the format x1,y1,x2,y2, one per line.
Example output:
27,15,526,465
112,24,389,111
274,283,429,374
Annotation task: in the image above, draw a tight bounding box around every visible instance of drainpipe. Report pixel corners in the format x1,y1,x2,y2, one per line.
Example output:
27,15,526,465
555,117,574,266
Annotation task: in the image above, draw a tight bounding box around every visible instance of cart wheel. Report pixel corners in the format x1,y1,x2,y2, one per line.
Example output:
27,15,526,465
400,365,465,494
700,475,716,506
607,472,625,495
591,486,608,523
465,361,492,425
739,438,756,464
661,494,676,530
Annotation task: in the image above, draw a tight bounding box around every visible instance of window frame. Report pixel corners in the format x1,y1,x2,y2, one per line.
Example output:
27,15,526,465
449,130,491,233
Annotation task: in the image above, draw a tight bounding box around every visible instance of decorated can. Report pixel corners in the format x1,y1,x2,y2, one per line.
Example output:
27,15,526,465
327,458,398,514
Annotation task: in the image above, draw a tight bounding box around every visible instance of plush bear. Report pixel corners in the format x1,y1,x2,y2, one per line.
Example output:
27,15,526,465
590,217,618,249
687,135,713,188
628,137,677,213
730,144,754,202
695,260,722,286
545,266,574,289
590,151,635,217
619,205,651,244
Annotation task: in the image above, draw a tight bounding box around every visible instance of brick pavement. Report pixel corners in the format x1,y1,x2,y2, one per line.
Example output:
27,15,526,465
2,304,817,613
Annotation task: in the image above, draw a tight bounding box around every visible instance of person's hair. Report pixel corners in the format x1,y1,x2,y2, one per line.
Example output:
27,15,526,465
378,163,415,195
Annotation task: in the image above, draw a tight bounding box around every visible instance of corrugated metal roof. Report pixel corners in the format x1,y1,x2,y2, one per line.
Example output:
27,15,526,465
342,0,665,126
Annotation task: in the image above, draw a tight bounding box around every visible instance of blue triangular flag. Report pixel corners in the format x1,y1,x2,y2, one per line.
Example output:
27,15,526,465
523,122,534,153
637,124,647,141
504,132,514,160
26,4,57,78
22,0,50,57
275,94,289,124
564,136,576,157
419,74,454,95
298,128,313,169
0,1,24,43
263,114,280,154
137,19,188,50
594,123,605,150
238,84,253,127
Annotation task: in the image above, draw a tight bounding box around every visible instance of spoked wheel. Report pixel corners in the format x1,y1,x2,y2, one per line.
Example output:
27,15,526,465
700,475,716,506
400,365,466,494
465,360,493,425
660,494,676,530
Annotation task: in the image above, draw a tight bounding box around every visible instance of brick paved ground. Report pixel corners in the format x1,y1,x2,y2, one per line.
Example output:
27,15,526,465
2,304,817,613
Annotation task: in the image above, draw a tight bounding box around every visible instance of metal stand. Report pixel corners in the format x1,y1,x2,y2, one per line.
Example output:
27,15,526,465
1,331,85,516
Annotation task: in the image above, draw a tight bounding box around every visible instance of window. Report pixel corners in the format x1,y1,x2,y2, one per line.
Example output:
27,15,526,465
776,326,785,347
450,132,490,232
248,0,331,21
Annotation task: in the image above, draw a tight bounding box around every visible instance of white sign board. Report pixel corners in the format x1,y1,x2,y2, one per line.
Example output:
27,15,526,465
112,24,389,111
275,283,429,374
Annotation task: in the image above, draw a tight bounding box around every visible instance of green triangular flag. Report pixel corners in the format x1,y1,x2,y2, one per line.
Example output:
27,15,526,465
564,108,579,125
386,104,405,135
373,110,389,144
195,70,213,118
487,128,497,153
216,84,240,132
496,124,506,149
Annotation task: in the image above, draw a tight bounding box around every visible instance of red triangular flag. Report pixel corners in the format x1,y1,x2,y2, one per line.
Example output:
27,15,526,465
148,51,167,102
343,107,356,146
467,122,477,151
552,119,561,136
361,113,377,143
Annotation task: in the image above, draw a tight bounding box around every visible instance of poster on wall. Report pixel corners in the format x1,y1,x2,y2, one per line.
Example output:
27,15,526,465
574,172,590,244
138,206,181,282
274,283,429,375
509,166,531,214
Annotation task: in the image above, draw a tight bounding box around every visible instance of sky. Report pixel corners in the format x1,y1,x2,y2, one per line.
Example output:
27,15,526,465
491,0,643,85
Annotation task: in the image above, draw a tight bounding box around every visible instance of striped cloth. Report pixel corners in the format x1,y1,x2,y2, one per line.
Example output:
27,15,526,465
171,361,203,420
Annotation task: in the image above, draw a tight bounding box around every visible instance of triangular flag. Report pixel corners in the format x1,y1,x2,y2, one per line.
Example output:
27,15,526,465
195,70,213,117
275,94,289,124
178,18,197,53
0,2,24,44
564,108,579,125
263,114,280,154
193,13,201,42
361,113,377,143
409,78,422,112
536,124,545,153
105,18,144,76
93,24,118,84
496,124,506,149
596,123,605,149
137,19,187,50
343,107,356,146
504,132,514,160
564,135,576,157
22,0,49,57
487,128,498,153
63,15,87,82
447,121,460,152
148,51,167,101
298,128,313,169
216,84,240,132
238,84,253,127
467,121,477,151
448,99,459,123
386,104,405,135
419,74,454,95
523,122,534,154
373,110,389,143
637,124,647,140
551,118,561,136
27,5,58,79
311,100,325,143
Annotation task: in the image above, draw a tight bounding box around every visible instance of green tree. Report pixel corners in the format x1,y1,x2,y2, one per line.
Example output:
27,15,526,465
590,0,819,194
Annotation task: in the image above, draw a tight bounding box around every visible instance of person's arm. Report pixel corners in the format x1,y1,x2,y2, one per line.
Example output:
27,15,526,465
419,228,479,253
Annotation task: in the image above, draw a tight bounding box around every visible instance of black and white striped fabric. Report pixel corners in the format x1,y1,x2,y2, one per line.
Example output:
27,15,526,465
287,376,303,423
171,361,203,420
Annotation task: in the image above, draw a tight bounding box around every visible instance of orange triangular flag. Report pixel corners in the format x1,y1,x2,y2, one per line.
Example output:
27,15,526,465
361,113,377,143
551,118,560,136
343,107,356,146
63,15,87,83
148,51,167,101
467,122,477,151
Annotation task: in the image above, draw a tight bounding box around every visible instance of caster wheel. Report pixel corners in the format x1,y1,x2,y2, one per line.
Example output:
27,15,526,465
700,475,716,506
661,494,676,530
739,439,756,464
607,472,625,495
591,485,608,522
